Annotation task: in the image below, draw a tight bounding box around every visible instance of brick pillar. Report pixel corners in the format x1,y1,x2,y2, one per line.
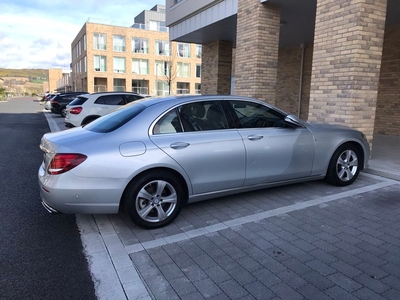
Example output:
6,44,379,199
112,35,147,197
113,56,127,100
201,40,233,95
234,0,280,105
308,0,387,143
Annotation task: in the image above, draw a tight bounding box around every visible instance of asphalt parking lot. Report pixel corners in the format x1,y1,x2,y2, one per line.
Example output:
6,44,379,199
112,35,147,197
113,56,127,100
45,109,400,300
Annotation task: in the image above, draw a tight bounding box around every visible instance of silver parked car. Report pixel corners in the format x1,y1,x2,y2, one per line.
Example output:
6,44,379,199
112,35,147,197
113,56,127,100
38,95,370,229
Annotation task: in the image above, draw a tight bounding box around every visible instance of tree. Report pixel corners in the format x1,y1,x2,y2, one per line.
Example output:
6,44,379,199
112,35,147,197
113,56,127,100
155,43,179,96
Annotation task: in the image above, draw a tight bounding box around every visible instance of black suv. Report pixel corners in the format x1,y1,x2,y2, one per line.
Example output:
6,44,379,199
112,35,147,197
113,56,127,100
50,92,86,117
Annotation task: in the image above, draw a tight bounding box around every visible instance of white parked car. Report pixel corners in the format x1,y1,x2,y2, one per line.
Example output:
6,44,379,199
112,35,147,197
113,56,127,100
64,92,147,128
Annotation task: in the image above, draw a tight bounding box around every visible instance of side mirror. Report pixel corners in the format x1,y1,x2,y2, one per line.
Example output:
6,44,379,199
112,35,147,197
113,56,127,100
284,114,304,127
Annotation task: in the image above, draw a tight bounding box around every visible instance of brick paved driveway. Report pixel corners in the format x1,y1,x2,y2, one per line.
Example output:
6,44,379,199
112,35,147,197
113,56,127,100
83,172,400,300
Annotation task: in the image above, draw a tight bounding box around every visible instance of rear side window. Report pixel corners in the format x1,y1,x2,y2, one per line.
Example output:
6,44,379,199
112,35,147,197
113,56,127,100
84,103,146,133
69,96,89,106
126,94,144,103
95,95,125,105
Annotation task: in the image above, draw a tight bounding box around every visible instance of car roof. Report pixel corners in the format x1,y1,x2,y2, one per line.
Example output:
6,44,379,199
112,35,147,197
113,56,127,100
132,94,272,108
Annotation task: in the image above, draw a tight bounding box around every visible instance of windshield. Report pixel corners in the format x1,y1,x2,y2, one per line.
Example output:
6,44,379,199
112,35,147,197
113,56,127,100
84,103,146,133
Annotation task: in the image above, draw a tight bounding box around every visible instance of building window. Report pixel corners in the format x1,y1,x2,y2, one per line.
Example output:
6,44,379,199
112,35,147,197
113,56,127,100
177,43,190,58
155,61,171,77
113,78,125,91
132,59,148,75
155,81,169,96
113,57,125,73
83,56,87,72
132,38,148,53
83,34,86,51
196,45,202,59
94,55,106,72
113,35,125,52
93,33,106,50
132,80,148,95
177,62,190,77
195,83,201,94
177,82,189,94
155,40,170,56
196,64,201,78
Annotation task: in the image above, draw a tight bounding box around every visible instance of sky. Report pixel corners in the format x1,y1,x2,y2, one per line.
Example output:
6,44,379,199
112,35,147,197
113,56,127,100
0,0,162,70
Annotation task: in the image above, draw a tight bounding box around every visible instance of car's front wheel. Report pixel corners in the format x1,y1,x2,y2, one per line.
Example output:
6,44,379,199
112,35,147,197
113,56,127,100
325,143,361,186
60,106,67,117
124,171,185,229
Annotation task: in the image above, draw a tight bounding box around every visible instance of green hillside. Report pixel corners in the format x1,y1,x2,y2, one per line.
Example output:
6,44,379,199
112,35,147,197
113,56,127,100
0,68,48,82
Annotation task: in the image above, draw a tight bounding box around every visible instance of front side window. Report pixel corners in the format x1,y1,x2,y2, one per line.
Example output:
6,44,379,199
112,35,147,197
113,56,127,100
177,43,190,58
132,38,148,53
228,100,286,128
113,35,125,52
177,62,190,77
155,40,170,56
132,59,148,75
93,33,106,50
113,57,125,73
94,55,106,72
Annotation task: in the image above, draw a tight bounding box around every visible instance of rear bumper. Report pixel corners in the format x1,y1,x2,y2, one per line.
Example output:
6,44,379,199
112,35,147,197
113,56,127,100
41,199,61,214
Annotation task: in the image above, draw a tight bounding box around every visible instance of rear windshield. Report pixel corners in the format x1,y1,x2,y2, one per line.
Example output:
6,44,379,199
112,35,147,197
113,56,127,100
84,103,146,133
69,96,89,106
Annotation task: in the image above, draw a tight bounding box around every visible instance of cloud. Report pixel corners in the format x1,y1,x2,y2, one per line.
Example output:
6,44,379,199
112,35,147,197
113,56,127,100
0,0,161,69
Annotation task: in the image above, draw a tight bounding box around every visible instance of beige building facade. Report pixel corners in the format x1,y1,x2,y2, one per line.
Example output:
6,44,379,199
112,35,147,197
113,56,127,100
70,6,201,96
48,68,63,93
166,0,400,144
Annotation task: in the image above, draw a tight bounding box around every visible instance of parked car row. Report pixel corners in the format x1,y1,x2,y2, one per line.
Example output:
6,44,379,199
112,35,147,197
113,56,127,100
42,92,85,116
43,91,148,128
64,92,147,127
38,94,370,229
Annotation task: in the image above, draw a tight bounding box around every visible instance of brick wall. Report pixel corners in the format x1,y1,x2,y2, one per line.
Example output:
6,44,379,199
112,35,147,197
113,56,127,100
276,23,399,137
234,0,280,104
308,0,387,143
275,44,312,120
375,24,400,136
201,40,233,95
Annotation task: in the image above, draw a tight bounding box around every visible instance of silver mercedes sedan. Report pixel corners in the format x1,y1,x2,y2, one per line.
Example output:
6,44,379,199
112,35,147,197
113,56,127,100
38,95,370,229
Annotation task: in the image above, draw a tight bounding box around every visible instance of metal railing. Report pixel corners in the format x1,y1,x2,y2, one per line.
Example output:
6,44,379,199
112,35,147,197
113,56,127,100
94,85,107,92
87,18,169,32
113,86,125,92
132,87,149,94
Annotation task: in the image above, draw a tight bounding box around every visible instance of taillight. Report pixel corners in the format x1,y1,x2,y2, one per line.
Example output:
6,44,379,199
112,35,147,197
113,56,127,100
48,154,87,175
70,107,83,114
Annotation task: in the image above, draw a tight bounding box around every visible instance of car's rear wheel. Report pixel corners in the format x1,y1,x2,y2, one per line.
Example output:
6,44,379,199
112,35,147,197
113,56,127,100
82,117,98,126
325,143,361,186
124,171,185,229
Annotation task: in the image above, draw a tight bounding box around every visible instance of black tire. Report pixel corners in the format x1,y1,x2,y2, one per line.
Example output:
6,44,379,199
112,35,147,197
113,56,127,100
325,143,361,186
60,106,67,117
82,117,98,126
124,171,185,229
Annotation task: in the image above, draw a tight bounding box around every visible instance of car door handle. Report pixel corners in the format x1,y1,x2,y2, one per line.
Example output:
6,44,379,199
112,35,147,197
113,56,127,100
170,142,190,149
247,135,264,141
